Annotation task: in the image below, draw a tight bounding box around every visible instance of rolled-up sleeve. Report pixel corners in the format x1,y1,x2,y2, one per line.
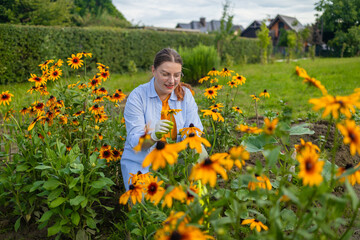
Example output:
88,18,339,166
124,90,146,148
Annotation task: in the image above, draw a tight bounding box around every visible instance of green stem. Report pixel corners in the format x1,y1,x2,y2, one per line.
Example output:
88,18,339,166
339,202,360,240
320,117,333,152
330,120,339,188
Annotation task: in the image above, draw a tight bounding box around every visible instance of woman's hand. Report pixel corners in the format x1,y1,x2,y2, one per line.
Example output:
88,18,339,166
151,120,174,141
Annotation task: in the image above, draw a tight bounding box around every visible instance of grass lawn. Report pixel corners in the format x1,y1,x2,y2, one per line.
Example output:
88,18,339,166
1,57,359,119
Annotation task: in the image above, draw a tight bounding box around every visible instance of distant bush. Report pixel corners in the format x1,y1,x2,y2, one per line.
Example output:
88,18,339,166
179,44,220,85
0,24,260,84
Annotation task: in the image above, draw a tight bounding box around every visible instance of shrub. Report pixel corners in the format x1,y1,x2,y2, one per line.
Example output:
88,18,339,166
179,44,220,85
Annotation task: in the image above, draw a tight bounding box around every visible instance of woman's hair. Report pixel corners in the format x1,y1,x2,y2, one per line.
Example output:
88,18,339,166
153,48,192,101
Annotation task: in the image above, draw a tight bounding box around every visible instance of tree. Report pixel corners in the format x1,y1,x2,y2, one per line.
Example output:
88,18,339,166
256,21,271,64
215,0,234,59
287,30,297,62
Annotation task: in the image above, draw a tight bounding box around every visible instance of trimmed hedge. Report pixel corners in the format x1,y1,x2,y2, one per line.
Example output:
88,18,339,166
0,24,260,84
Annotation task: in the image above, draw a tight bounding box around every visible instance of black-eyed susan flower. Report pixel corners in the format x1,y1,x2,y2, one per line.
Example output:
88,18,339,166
183,133,211,153
3,109,15,122
142,141,186,170
28,116,46,131
133,132,152,152
233,73,246,85
32,102,45,116
67,53,84,69
210,78,218,84
128,171,151,185
185,183,199,205
100,148,113,162
162,185,187,208
27,86,38,94
98,70,110,81
66,146,72,151
209,103,224,111
97,63,108,72
46,95,57,107
294,138,320,154
93,96,104,103
78,83,87,89
208,67,219,76
0,91,14,106
232,106,243,114
248,174,272,190
54,59,63,67
73,111,85,117
250,94,260,101
337,120,360,156
94,113,108,123
204,88,217,99
55,100,64,109
227,80,238,88
59,115,68,125
28,74,46,87
295,66,310,79
236,124,263,134
309,94,359,119
89,104,104,115
201,109,224,122
211,85,223,91
101,144,111,151
259,89,270,98
80,52,92,58
38,60,54,70
112,148,122,161
179,123,204,138
241,219,268,232
20,107,29,115
336,163,360,185
303,77,328,95
155,221,213,240
264,118,278,135
49,68,62,81
297,146,324,186
119,183,144,205
161,109,182,119
189,156,228,187
223,146,249,170
198,76,210,84
97,133,103,140
110,92,126,103
72,120,79,126
144,175,165,205
219,67,234,77
97,87,108,95
88,77,101,88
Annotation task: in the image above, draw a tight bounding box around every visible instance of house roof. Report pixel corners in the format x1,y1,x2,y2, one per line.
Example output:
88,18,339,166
240,20,262,37
268,14,304,32
176,18,243,33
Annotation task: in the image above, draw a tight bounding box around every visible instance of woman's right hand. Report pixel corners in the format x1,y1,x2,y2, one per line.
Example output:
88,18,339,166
151,119,174,141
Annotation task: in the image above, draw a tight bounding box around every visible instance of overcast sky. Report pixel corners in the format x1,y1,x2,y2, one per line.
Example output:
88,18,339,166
113,0,320,29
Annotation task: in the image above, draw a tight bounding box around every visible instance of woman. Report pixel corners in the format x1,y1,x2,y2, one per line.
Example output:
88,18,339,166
121,48,204,190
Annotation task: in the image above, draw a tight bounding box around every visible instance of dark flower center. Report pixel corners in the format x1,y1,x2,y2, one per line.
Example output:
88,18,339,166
103,151,111,157
91,80,97,84
345,164,354,170
209,90,213,94
73,58,78,63
349,132,356,141
36,103,43,108
53,71,58,76
189,133,195,137
212,67,216,71
224,68,228,71
94,104,99,108
305,160,313,171
100,87,105,91
254,219,259,223
50,95,54,99
118,89,122,92
129,184,135,190
35,77,40,81
148,183,157,194
212,109,217,113
264,89,267,92
189,123,194,127
137,171,142,175
170,231,182,240
187,191,194,198
114,93,120,97
113,150,120,157
255,174,259,177
156,141,165,150
204,158,212,165
1,94,7,99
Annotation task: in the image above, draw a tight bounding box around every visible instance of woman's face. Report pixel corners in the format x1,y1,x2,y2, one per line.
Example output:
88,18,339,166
152,61,182,100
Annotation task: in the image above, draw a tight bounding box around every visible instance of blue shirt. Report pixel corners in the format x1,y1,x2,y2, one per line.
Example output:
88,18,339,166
121,77,203,190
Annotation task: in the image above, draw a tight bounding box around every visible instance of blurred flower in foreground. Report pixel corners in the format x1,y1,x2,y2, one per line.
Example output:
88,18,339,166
190,156,228,187
0,91,14,106
241,219,268,232
337,120,360,156
297,146,324,186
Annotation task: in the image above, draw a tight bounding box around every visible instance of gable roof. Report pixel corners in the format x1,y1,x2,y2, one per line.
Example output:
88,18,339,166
176,18,243,33
268,14,304,32
240,20,262,37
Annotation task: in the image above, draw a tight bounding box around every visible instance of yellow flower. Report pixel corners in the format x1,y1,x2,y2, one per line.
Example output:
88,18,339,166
233,73,246,85
179,123,204,138
128,171,151,185
119,183,144,205
219,67,234,77
198,76,210,84
297,146,324,186
94,113,108,123
28,74,47,87
264,118,278,135
236,124,263,134
241,219,268,232
89,104,104,115
80,51,92,58
97,63,109,72
232,106,243,114
303,77,328,95
133,133,152,152
88,76,102,88
204,88,217,99
67,53,84,69
49,68,62,81
38,60,54,70
259,89,270,98
144,175,165,205
155,221,214,240
201,109,224,122
337,120,360,156
210,78,218,84
227,80,238,88
190,156,228,187
73,111,85,117
250,94,260,101
54,59,63,67
248,174,272,190
110,92,126,103
100,148,113,162
28,116,46,131
185,183,199,205
336,163,360,185
142,141,186,170
112,148,122,161
182,133,211,153
295,66,310,79
207,67,219,76
98,70,110,81
161,109,182,118
309,94,359,119
223,146,250,170
0,91,14,106
162,185,187,208
210,84,223,91
294,138,320,154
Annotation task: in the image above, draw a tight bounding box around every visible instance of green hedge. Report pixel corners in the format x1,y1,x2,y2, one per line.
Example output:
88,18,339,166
0,24,260,84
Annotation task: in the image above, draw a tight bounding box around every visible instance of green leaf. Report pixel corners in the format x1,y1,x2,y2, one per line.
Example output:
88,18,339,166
71,212,80,226
43,179,62,190
91,178,109,189
30,181,45,192
69,177,80,189
131,228,142,236
48,188,63,202
38,210,53,223
49,197,67,208
35,165,52,170
15,217,21,232
263,146,281,169
76,229,88,240
289,123,314,135
345,180,359,211
242,134,277,153
70,196,86,206
16,164,29,172
48,222,61,236
280,209,296,231
80,198,88,208
86,217,96,229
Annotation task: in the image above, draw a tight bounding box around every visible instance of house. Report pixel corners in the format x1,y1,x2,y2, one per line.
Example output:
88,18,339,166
176,17,243,34
268,14,304,45
240,20,262,38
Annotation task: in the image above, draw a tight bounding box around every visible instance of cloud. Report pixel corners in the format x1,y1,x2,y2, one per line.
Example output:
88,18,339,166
113,0,318,28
